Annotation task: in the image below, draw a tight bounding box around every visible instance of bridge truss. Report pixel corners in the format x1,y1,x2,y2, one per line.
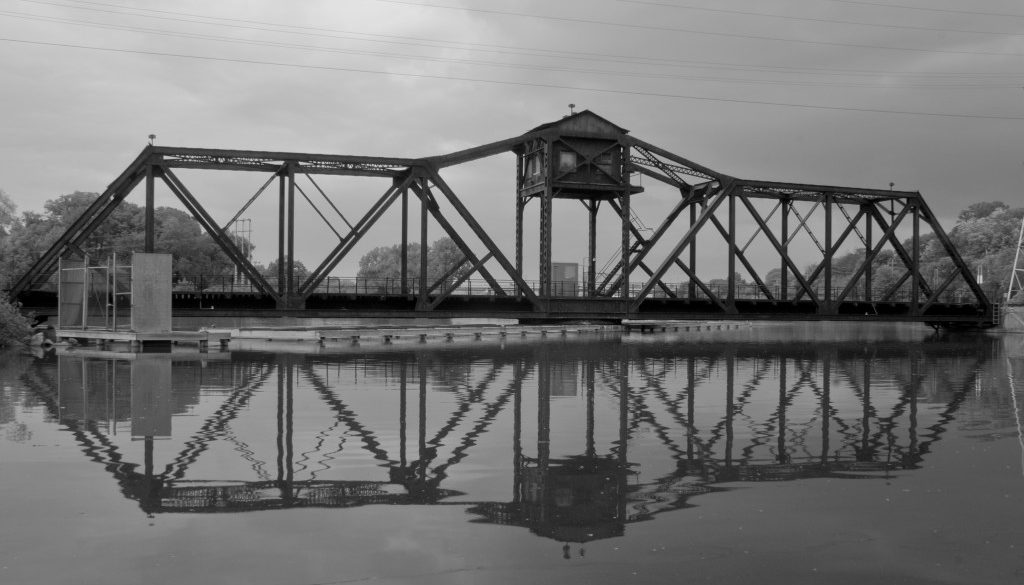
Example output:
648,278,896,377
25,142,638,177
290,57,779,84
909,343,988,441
8,111,994,326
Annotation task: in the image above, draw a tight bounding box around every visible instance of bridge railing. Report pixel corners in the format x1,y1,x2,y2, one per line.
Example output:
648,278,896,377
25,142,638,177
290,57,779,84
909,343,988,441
166,275,984,306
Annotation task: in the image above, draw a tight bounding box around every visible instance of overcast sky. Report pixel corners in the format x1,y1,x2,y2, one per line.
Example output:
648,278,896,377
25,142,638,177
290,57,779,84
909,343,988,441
2,0,1023,278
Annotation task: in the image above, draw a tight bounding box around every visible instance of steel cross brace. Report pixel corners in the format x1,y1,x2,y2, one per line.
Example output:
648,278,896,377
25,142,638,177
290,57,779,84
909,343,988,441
224,170,281,231
293,181,344,242
737,193,822,307
834,203,912,304
426,252,496,310
919,269,963,313
792,207,867,303
299,175,412,296
408,181,507,296
706,204,775,302
159,167,279,300
865,204,933,300
632,184,732,309
425,166,542,310
599,196,685,297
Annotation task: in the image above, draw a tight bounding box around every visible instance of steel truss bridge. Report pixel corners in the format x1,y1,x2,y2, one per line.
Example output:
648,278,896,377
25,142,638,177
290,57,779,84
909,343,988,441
9,111,994,327
19,337,995,542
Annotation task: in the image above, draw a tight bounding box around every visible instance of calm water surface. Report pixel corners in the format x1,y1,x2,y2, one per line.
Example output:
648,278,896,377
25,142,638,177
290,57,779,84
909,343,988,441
2,323,1023,585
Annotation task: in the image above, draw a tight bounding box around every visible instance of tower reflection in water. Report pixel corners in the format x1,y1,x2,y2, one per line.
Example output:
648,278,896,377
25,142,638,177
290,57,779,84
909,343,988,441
24,335,996,545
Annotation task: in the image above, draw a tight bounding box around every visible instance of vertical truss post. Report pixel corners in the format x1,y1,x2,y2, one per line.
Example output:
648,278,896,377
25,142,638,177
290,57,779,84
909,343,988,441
824,194,833,313
277,173,286,296
585,359,596,458
401,187,409,295
621,188,631,301
911,203,920,314
860,358,870,461
778,355,788,463
689,202,697,299
727,190,736,304
418,363,427,471
588,200,598,297
540,189,552,298
864,206,873,302
725,351,735,467
538,358,551,466
821,352,831,464
515,194,525,298
512,360,523,502
399,360,407,469
780,200,789,301
276,363,285,485
686,355,695,461
286,163,296,303
418,176,429,309
144,164,155,253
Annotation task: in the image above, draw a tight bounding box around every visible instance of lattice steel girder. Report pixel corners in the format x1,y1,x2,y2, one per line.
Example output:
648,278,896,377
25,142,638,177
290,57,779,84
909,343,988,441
153,146,417,178
737,180,919,204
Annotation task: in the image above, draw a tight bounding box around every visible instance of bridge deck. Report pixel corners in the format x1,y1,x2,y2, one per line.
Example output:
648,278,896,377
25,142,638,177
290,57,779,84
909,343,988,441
21,287,990,325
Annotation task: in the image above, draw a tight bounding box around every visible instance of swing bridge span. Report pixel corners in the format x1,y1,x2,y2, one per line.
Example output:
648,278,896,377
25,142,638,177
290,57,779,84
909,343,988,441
7,111,996,328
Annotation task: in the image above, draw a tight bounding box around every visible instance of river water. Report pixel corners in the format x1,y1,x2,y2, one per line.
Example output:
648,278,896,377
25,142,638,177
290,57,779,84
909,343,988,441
1,323,1023,585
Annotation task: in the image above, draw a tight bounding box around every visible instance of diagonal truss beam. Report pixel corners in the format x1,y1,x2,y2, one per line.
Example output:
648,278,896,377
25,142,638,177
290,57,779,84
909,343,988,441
866,204,933,299
835,203,912,304
793,207,866,302
299,174,412,296
9,152,151,297
427,252,495,310
632,183,732,308
160,167,279,300
737,189,822,305
707,204,775,301
409,181,507,295
600,196,687,297
916,198,991,309
425,167,542,310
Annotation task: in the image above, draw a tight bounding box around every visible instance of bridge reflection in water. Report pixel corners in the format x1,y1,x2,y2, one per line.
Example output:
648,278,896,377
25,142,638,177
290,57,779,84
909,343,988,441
21,333,996,545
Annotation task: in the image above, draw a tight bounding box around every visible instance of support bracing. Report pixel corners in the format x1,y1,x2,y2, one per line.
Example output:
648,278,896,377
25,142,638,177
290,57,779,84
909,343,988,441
8,111,992,327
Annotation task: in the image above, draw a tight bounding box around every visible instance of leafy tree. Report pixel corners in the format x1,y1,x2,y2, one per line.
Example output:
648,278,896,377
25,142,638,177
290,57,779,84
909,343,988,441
0,192,245,291
958,201,1008,223
356,242,421,282
260,257,310,281
0,297,31,347
820,201,1024,301
0,189,16,239
357,237,468,288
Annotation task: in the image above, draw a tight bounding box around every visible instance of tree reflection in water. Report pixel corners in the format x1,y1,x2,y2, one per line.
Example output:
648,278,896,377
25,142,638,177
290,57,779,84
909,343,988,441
15,332,1004,546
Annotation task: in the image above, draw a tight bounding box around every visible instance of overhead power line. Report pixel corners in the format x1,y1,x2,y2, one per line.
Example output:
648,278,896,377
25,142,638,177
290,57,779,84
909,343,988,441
16,0,1023,80
829,0,1024,20
4,37,1024,121
2,10,1015,90
618,0,1024,38
377,0,1024,58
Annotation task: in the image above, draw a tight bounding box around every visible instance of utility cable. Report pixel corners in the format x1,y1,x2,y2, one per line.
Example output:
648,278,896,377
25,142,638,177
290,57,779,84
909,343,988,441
4,36,1024,121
